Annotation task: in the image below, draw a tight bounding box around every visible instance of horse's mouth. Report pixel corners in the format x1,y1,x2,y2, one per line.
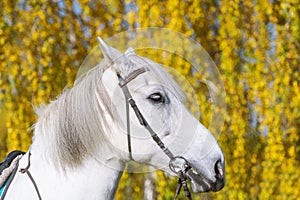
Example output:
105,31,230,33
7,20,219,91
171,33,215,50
187,168,225,193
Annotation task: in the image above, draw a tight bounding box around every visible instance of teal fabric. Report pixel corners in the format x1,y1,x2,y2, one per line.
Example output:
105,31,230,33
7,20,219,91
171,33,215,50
0,179,7,197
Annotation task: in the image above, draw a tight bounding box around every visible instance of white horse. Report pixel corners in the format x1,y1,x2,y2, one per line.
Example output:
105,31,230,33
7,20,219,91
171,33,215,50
4,38,225,199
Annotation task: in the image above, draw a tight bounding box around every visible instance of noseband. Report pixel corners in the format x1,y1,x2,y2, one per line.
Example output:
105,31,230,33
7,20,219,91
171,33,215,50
117,68,193,200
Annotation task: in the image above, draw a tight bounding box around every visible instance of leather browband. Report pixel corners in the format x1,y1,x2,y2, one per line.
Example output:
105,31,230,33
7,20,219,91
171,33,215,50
118,68,146,87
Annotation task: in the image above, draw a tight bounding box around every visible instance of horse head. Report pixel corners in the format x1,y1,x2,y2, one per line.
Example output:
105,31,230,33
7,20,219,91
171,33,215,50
98,38,225,192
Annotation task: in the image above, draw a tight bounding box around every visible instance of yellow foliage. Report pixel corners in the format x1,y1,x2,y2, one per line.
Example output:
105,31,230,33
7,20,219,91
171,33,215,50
0,0,299,199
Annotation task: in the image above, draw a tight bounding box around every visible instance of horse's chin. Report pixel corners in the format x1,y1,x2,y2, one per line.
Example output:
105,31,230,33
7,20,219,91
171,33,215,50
187,168,224,193
187,169,212,192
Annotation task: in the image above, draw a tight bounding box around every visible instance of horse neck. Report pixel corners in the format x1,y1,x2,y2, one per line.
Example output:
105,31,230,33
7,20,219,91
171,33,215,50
12,92,126,199
11,145,124,200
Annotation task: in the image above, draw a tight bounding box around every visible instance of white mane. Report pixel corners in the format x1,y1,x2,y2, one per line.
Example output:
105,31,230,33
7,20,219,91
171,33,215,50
33,50,184,169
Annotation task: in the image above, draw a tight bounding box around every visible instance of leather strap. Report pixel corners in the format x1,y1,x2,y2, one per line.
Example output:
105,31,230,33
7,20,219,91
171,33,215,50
119,68,146,87
118,68,174,161
19,152,42,200
0,151,42,200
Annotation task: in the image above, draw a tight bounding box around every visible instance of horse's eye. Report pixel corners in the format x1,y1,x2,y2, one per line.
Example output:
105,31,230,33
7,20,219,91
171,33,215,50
148,92,165,104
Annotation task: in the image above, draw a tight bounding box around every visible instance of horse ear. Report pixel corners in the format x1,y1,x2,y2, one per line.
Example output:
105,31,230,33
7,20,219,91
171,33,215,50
97,37,137,76
125,47,136,56
97,37,123,61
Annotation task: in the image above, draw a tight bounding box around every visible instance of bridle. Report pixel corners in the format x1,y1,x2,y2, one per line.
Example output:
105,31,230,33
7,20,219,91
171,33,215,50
117,68,193,200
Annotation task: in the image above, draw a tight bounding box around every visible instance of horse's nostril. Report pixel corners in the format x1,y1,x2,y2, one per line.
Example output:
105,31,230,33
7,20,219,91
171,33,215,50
213,160,225,191
214,160,224,178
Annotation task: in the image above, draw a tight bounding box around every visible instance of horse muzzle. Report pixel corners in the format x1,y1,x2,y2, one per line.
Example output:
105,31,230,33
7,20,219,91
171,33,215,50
187,160,225,193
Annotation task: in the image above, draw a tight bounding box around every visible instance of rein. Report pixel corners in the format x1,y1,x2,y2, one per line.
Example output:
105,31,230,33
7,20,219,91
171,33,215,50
0,151,42,200
19,152,42,200
118,68,193,200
